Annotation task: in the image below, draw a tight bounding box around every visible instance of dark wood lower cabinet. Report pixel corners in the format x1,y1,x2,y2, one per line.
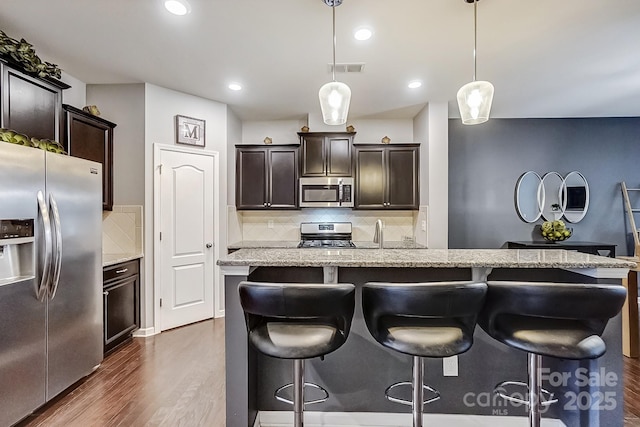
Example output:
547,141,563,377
103,259,140,355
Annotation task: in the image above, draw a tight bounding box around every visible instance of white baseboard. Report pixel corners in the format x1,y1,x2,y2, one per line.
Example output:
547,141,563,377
256,411,566,427
132,326,157,337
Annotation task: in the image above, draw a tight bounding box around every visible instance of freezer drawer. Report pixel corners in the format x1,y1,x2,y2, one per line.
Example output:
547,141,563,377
0,279,46,426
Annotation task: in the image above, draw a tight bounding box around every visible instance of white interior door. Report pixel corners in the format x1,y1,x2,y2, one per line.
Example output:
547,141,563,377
159,148,215,331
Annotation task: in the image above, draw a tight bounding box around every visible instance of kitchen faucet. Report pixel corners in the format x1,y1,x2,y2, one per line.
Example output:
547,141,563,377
373,219,383,249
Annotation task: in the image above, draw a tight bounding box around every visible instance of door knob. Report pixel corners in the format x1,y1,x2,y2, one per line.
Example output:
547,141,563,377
206,243,213,248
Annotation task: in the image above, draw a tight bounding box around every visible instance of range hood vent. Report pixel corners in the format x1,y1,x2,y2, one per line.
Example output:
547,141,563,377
328,63,365,73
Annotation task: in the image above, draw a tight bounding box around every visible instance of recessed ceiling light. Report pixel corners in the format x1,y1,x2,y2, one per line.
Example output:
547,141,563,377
408,80,422,89
164,0,191,16
228,83,242,91
354,27,373,41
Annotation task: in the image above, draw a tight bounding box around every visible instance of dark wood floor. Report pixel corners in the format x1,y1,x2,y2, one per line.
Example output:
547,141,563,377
17,319,225,427
625,355,640,426
14,317,640,427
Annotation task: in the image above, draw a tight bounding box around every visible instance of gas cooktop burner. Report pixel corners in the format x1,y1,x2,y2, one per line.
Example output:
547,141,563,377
298,222,355,248
298,239,356,248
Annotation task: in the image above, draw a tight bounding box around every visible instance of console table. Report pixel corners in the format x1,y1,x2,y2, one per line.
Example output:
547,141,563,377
506,240,616,258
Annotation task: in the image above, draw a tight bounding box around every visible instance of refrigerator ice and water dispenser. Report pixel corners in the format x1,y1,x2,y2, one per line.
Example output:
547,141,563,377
0,219,35,285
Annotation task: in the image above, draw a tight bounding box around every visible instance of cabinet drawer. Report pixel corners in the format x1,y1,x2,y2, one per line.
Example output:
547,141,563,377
103,259,139,283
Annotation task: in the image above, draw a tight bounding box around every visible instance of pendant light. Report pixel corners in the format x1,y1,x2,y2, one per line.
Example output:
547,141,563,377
457,0,494,125
319,0,351,126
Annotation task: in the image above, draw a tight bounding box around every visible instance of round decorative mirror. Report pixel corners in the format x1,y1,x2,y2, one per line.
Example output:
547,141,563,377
515,171,543,223
562,171,589,223
540,172,564,221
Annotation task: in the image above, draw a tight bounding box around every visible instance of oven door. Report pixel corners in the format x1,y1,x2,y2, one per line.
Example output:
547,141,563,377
299,178,353,208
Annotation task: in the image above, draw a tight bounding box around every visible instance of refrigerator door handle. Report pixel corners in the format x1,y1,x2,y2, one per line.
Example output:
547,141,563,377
48,193,63,300
37,190,53,301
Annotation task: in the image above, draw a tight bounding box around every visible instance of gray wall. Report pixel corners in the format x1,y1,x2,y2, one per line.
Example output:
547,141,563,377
87,84,146,205
449,117,640,255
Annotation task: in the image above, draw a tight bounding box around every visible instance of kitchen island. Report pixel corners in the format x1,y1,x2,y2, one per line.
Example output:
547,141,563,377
219,248,634,427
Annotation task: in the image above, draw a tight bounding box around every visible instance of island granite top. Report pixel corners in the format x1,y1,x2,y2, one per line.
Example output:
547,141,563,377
217,248,636,269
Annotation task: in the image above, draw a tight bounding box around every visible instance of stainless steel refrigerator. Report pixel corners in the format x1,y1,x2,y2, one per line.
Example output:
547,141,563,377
0,142,103,426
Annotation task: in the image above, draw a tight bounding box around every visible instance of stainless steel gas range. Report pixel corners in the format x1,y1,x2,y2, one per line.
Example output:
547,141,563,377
298,222,356,248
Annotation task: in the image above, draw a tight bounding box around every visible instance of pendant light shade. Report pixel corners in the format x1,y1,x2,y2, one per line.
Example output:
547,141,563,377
319,81,351,125
457,80,494,125
457,0,493,125
319,0,351,126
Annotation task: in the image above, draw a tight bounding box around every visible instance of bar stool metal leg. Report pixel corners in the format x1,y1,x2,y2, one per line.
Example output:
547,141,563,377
528,353,542,427
294,359,304,427
412,356,424,427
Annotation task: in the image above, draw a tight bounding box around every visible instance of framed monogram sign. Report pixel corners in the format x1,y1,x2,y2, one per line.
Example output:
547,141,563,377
175,115,205,147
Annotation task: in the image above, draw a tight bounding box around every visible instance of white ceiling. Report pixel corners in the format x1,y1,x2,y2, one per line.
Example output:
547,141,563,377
1,0,639,121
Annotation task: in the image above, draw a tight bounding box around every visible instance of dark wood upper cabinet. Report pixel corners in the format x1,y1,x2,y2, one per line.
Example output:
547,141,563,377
63,104,116,211
354,144,419,210
236,145,298,210
299,132,354,177
0,61,69,142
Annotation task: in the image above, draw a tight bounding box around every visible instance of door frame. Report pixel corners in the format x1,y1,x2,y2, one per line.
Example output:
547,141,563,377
153,143,221,333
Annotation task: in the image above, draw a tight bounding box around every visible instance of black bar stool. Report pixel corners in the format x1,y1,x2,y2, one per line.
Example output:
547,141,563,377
362,281,488,427
239,281,356,427
478,281,626,427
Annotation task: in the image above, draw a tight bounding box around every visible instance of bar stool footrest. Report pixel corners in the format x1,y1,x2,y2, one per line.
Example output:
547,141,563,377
385,381,441,406
494,380,558,407
274,382,329,406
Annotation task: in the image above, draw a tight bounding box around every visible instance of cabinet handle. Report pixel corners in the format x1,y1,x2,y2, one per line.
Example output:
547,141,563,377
267,202,272,207
104,291,109,296
206,243,213,248
263,202,268,207
116,268,128,274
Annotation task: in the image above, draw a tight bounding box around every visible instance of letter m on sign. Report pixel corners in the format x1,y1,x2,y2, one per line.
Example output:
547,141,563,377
183,123,200,140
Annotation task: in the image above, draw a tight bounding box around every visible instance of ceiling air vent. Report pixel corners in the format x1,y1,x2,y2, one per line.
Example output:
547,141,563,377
328,63,365,73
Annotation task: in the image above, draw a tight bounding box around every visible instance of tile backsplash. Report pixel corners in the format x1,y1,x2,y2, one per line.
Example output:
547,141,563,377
230,207,420,242
102,205,143,255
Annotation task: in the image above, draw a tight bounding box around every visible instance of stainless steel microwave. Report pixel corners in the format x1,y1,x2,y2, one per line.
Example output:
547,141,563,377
299,177,354,208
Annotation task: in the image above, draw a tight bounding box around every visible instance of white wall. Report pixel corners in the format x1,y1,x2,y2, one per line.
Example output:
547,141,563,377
307,111,414,142
350,119,414,143
413,102,449,248
60,71,86,108
144,83,229,327
241,120,305,145
227,110,242,206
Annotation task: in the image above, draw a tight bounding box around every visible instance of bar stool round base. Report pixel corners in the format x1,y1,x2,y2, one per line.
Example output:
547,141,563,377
385,382,441,406
275,381,329,406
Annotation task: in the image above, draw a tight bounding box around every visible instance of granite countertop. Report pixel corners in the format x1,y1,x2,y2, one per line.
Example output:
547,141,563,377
227,240,426,250
218,248,637,269
103,253,143,267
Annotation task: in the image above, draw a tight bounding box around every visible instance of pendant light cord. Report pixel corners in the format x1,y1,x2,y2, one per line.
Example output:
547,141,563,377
473,0,477,82
332,1,337,82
